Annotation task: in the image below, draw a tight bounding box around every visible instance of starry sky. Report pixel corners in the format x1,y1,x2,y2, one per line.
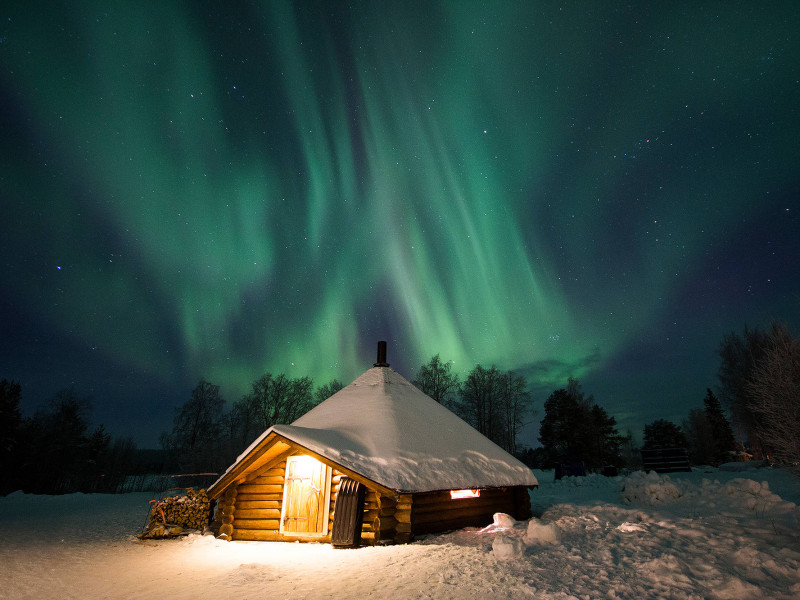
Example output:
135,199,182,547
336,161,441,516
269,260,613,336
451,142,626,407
2,2,798,448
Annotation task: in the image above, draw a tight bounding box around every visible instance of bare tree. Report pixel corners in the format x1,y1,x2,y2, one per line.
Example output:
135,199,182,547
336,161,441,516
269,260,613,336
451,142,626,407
247,373,314,432
717,326,770,456
165,379,225,473
745,323,800,475
455,365,532,454
413,354,460,407
496,370,531,455
459,364,503,441
315,379,344,404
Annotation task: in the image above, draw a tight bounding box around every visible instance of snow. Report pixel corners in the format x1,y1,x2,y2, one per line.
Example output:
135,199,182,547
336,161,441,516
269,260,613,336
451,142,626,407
212,367,538,494
2,466,800,599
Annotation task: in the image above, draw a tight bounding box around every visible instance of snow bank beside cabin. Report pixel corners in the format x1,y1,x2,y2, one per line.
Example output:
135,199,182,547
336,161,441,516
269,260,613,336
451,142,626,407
479,470,800,597
2,468,799,599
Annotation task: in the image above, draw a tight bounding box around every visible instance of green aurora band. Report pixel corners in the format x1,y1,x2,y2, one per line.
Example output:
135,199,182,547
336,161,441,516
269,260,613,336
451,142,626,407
2,2,798,441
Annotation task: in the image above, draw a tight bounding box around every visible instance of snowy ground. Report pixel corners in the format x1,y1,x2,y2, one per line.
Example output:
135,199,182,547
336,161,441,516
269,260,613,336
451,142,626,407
1,466,799,599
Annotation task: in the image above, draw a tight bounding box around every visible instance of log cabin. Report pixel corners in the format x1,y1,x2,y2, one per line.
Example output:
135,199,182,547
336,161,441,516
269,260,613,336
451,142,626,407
207,342,538,547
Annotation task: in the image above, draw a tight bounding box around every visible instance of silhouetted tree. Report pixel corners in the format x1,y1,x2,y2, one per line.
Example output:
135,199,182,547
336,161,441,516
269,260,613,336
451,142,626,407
0,380,23,494
588,404,626,469
223,372,317,453
96,436,137,493
315,379,344,404
496,370,531,455
539,378,624,470
642,419,687,450
619,430,641,471
163,379,225,473
451,364,532,453
717,325,770,457
684,408,716,466
20,387,110,493
459,364,503,442
539,380,588,466
745,323,800,474
248,373,314,431
225,394,260,449
702,389,736,465
413,354,460,408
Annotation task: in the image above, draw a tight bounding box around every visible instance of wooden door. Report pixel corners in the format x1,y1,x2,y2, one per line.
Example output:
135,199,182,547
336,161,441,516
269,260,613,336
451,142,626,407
280,455,331,536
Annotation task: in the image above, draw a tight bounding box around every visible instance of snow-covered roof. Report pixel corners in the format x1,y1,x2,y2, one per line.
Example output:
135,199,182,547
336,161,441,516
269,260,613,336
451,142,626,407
214,366,538,494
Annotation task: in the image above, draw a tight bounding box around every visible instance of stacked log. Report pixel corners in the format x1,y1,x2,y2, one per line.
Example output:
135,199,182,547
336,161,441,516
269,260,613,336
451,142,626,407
217,486,237,539
357,491,412,545
141,488,212,539
360,489,380,544
394,494,413,543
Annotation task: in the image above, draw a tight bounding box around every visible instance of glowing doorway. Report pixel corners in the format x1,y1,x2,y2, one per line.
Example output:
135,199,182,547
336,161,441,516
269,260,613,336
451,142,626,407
280,455,331,537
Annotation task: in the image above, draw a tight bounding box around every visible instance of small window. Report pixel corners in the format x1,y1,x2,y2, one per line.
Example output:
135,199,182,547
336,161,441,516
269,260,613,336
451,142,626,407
450,489,481,499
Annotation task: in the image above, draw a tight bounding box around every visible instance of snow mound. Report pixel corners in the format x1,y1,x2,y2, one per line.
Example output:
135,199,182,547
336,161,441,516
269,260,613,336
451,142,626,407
552,472,618,490
621,471,686,506
617,522,646,533
617,471,800,535
524,519,560,544
2,466,800,599
479,512,517,533
492,534,526,560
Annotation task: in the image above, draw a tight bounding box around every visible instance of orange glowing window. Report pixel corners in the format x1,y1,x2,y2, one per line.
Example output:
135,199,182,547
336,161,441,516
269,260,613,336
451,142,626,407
450,489,481,499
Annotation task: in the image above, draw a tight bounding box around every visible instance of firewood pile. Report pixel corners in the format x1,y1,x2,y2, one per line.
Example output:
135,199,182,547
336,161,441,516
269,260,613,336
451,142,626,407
139,488,212,539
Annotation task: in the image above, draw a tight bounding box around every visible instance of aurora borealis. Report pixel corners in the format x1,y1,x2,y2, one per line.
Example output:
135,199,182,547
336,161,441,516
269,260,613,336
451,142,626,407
2,2,798,447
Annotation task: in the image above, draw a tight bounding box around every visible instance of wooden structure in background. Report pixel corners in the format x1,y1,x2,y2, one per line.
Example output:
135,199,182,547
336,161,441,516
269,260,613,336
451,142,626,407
208,344,538,546
641,447,691,474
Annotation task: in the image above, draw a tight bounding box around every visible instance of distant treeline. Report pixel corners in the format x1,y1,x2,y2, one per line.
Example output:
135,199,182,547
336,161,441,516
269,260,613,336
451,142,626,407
2,321,796,494
523,322,799,475
157,359,627,477
0,382,171,495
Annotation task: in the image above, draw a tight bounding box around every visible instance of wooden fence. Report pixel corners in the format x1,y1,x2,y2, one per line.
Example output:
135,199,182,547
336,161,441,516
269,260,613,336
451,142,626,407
640,448,691,473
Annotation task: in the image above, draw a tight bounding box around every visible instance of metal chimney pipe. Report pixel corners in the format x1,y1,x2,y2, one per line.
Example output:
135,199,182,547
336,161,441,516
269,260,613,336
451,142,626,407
374,340,389,367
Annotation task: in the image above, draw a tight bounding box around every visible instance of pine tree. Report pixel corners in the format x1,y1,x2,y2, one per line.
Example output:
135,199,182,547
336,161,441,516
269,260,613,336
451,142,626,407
703,389,736,465
684,408,715,466
642,419,687,450
539,378,623,469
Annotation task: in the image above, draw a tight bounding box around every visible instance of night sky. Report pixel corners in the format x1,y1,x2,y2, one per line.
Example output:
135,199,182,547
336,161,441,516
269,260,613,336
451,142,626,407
2,2,798,448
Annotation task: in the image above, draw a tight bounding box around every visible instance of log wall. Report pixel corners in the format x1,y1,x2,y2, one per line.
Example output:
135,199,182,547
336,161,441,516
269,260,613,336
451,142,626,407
410,486,531,536
219,454,532,545
225,453,409,546
226,457,330,542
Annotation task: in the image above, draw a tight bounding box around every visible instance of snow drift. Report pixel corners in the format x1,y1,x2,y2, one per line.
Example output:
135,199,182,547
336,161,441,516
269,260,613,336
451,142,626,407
2,467,799,599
